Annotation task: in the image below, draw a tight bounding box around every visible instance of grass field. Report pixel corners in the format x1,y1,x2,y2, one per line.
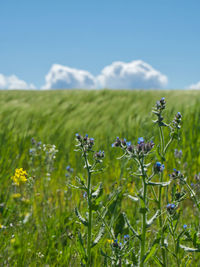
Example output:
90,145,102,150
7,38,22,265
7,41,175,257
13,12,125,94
0,90,200,266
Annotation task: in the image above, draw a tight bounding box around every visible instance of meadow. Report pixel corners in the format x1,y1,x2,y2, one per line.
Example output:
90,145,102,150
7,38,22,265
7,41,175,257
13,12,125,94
0,90,200,266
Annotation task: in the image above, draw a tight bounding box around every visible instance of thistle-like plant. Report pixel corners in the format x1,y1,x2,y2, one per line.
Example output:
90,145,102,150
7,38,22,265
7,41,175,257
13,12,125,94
70,133,105,266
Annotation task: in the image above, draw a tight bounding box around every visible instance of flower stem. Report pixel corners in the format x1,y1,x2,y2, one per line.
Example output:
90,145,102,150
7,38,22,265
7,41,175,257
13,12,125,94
84,152,92,267
158,126,167,266
139,157,147,267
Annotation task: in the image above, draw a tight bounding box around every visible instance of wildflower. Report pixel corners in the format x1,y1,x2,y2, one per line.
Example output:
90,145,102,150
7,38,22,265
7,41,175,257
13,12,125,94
75,133,81,140
107,239,113,244
94,150,105,163
156,97,166,111
154,162,165,172
183,224,187,229
167,203,176,214
113,239,119,248
137,139,154,154
112,137,121,147
11,238,16,244
124,234,130,241
11,168,28,186
126,141,133,152
66,165,74,173
12,193,21,199
173,112,182,129
31,138,36,145
174,149,182,159
138,137,144,144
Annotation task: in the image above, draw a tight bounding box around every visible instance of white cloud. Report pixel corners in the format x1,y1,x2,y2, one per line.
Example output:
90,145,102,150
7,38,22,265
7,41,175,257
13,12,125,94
188,81,200,90
97,60,168,89
0,74,35,90
42,60,168,90
42,64,96,89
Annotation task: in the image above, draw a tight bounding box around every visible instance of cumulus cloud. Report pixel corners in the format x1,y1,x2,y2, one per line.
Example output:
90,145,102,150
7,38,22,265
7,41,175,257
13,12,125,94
0,74,35,90
42,64,96,89
96,60,168,89
42,60,168,90
188,81,200,90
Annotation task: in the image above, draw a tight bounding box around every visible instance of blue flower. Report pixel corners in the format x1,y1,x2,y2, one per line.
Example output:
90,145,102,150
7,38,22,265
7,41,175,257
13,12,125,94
183,224,187,229
155,162,165,172
138,137,144,144
126,141,131,147
66,165,70,171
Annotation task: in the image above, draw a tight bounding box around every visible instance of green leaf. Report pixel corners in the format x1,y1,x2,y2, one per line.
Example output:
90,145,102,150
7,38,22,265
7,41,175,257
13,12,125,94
148,181,171,187
152,256,163,266
75,207,88,226
180,244,200,252
127,194,139,202
76,175,87,189
92,182,103,199
91,224,105,248
144,237,161,263
146,210,160,227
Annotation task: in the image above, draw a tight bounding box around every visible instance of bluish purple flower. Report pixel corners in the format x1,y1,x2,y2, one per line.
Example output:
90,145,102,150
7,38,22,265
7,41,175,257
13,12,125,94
138,137,144,144
183,224,187,229
155,162,165,172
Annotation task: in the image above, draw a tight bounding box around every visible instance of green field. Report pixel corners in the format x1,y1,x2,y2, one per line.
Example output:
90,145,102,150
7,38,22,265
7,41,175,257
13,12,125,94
0,90,200,266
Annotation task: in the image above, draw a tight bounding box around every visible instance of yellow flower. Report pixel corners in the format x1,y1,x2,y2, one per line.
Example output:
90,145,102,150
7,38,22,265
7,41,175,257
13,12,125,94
12,193,21,199
11,238,16,244
11,168,28,186
107,239,114,244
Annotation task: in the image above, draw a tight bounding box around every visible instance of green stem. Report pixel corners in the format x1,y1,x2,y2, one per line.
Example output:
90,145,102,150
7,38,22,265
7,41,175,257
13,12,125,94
158,172,166,266
84,152,92,267
158,126,167,266
139,157,147,267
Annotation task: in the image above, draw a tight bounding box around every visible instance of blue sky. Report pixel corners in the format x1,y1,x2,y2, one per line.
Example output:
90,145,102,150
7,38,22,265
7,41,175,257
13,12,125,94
1,0,200,89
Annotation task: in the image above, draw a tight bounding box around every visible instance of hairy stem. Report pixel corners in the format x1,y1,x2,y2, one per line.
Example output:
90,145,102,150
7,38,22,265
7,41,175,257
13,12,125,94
139,157,147,267
84,152,92,267
158,126,167,266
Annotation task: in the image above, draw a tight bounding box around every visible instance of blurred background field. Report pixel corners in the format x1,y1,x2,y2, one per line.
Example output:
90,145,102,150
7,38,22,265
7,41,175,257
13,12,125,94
0,90,200,265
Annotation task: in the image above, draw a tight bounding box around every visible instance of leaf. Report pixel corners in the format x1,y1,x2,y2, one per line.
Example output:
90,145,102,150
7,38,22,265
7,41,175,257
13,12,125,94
75,207,88,226
180,244,200,252
123,212,140,239
91,224,105,248
144,237,161,263
92,182,103,199
127,194,139,202
152,256,163,266
76,175,87,189
148,181,171,187
146,210,160,227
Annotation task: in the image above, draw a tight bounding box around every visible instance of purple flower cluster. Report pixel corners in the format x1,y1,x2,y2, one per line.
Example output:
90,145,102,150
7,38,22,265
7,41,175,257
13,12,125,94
112,137,154,156
75,133,95,151
169,168,183,180
173,112,182,129
156,97,166,111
